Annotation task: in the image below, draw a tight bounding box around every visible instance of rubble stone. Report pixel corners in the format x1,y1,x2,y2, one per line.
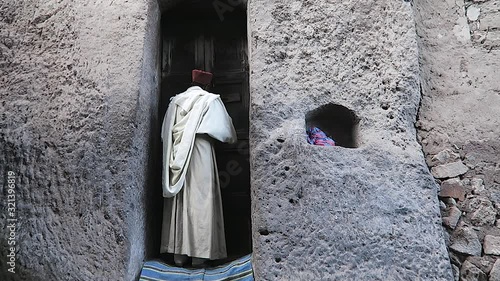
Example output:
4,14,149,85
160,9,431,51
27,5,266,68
492,191,500,207
466,6,480,21
443,206,462,229
471,177,485,194
490,259,500,281
453,17,471,43
450,250,464,267
466,256,497,276
431,161,469,179
484,235,500,255
450,227,482,256
443,197,458,206
413,0,500,278
439,178,466,201
440,200,448,210
468,197,497,226
459,260,488,281
452,264,460,281
430,149,461,166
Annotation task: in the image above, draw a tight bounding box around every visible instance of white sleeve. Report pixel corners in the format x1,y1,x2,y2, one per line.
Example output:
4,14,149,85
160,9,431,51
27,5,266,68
197,97,237,144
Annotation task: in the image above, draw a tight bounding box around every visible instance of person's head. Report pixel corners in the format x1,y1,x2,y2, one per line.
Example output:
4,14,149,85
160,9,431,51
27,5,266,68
191,69,213,90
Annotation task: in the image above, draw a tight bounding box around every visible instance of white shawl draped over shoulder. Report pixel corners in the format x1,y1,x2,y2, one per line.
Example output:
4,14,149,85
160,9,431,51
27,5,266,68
161,86,236,198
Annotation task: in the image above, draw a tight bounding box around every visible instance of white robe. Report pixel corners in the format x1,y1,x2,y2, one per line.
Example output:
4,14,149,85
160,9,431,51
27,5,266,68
160,86,237,259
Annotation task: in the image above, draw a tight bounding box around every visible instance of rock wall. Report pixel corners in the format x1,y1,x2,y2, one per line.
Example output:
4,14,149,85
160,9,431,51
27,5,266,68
413,0,500,279
248,0,452,279
1,0,479,279
0,0,161,280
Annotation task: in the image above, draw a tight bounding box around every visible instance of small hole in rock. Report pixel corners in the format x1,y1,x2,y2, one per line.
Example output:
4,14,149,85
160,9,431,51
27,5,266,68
284,166,290,171
259,228,270,236
275,257,282,263
305,103,359,148
381,103,390,110
276,138,285,143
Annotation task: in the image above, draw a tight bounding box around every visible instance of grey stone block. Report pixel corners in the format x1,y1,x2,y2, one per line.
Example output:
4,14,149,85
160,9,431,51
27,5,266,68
431,161,469,179
450,227,482,256
484,235,500,255
460,260,487,281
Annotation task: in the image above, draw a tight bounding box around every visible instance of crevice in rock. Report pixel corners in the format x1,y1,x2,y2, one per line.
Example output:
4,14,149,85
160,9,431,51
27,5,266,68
305,103,359,148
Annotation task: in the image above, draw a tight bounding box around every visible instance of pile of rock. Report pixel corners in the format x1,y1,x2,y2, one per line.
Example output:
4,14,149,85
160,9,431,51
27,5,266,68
464,0,500,50
427,148,500,280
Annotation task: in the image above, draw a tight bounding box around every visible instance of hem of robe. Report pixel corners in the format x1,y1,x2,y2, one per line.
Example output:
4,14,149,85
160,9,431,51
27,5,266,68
159,248,227,260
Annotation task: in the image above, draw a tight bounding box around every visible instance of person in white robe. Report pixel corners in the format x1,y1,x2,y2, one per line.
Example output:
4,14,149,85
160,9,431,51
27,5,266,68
160,70,237,267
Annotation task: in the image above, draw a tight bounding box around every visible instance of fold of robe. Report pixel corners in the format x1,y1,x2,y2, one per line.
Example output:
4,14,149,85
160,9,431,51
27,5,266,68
160,86,237,260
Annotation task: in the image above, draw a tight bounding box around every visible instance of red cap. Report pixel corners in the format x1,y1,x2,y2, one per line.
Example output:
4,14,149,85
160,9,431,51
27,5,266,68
192,69,213,85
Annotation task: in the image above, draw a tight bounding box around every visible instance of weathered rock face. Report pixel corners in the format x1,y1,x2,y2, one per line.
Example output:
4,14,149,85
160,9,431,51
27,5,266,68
1,0,458,280
460,260,488,281
490,259,500,281
248,0,451,279
414,0,500,278
0,0,161,280
450,227,482,256
484,235,500,256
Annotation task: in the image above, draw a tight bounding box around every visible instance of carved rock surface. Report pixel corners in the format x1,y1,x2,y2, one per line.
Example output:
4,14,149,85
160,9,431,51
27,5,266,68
0,0,455,280
248,0,452,279
0,0,161,280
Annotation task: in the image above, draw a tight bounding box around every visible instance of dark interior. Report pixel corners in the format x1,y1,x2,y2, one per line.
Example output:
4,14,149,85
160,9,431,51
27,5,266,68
305,103,359,148
158,1,251,264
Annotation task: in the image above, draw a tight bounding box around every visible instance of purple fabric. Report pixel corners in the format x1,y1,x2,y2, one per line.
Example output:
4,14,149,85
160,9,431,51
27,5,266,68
306,127,335,146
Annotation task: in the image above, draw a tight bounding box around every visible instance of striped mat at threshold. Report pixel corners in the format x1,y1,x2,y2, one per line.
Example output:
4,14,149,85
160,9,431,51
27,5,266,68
139,254,254,281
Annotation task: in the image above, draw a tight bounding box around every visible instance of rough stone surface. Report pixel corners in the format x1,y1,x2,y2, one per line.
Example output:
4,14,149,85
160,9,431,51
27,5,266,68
443,206,462,229
466,6,481,21
484,236,500,255
431,161,469,179
0,0,467,280
450,227,482,256
248,0,451,279
460,260,488,281
439,178,466,201
471,177,485,195
414,0,500,278
466,256,497,276
452,264,460,281
467,197,497,226
490,259,500,281
430,149,461,167
0,0,161,280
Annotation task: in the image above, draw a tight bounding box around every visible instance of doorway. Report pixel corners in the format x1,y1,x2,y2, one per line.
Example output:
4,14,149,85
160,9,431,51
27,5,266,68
160,2,251,260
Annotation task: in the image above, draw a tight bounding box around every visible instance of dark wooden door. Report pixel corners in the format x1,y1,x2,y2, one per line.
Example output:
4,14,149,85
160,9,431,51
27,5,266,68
161,16,251,258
